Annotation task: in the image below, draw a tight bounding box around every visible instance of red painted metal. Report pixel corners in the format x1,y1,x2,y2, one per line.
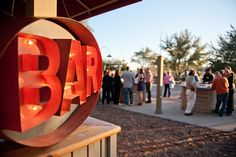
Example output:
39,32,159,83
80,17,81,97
0,17,102,147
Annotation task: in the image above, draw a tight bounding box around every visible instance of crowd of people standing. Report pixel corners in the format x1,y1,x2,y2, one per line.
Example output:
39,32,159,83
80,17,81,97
101,66,153,106
101,70,121,105
102,65,235,117
184,66,236,117
212,66,236,116
135,67,154,105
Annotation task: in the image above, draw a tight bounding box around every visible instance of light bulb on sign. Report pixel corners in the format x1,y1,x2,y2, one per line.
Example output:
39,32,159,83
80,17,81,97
87,51,92,55
26,39,34,46
32,106,41,111
69,53,75,59
18,76,24,86
20,104,43,122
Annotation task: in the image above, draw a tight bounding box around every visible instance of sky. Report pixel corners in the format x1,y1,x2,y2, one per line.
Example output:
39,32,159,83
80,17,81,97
89,0,236,70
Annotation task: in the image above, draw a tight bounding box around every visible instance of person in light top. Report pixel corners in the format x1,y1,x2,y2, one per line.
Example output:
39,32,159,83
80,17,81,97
163,71,174,97
121,66,135,106
184,69,197,115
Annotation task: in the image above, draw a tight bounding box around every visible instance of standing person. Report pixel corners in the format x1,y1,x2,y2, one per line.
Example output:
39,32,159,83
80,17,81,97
110,72,115,102
224,66,236,115
136,68,146,105
184,70,197,116
212,71,229,117
113,70,122,105
122,66,135,106
145,67,153,103
202,67,214,84
101,70,113,104
163,71,173,97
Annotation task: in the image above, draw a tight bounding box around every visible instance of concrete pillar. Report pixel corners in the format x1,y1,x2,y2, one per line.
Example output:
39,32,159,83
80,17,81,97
26,0,57,17
156,55,164,114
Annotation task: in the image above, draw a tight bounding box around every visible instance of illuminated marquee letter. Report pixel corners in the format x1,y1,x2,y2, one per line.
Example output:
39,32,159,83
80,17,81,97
83,46,98,96
18,33,62,132
55,40,100,115
56,40,87,115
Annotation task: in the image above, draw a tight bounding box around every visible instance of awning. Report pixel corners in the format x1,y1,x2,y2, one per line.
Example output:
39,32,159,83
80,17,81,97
0,0,142,20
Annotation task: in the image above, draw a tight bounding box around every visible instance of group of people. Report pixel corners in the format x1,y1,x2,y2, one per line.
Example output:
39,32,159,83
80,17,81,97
102,65,235,117
101,66,153,106
101,70,121,105
163,71,175,97
184,66,236,117
135,67,153,105
212,66,235,117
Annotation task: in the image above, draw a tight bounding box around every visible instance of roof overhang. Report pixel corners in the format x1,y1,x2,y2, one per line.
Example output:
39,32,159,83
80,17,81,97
0,0,142,20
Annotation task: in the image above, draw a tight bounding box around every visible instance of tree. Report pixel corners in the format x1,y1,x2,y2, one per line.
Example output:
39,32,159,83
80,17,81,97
209,25,236,71
131,47,157,67
161,29,209,79
103,58,127,71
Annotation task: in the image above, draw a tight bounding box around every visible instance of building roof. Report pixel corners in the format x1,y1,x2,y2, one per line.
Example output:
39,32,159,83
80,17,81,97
0,0,141,20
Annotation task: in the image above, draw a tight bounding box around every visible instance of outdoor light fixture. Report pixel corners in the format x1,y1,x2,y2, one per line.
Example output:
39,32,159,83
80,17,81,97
107,53,112,58
101,47,112,58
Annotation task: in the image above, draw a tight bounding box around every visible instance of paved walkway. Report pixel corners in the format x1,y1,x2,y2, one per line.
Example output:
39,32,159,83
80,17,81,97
115,84,236,132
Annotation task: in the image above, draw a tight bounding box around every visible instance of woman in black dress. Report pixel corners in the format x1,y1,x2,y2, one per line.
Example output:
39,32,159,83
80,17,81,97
113,70,122,105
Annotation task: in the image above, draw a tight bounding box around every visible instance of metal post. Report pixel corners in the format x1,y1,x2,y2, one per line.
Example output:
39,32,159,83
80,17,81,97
156,55,164,114
26,0,57,17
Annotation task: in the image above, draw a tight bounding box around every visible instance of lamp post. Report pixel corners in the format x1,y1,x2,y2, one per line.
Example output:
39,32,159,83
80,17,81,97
101,47,112,58
159,31,168,56
106,53,112,70
160,31,163,55
107,53,112,58
101,47,112,70
156,55,164,114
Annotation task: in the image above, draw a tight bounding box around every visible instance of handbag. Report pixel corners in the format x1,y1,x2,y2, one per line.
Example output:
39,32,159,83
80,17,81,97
169,80,175,89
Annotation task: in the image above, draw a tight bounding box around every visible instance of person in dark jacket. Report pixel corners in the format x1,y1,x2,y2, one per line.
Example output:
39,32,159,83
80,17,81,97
113,70,122,105
202,68,214,84
224,66,236,115
102,70,113,104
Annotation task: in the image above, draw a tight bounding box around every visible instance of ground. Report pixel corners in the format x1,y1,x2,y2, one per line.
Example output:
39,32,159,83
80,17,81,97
91,104,236,157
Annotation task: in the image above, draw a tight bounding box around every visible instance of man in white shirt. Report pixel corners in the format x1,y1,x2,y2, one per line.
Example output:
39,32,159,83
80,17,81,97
184,69,197,115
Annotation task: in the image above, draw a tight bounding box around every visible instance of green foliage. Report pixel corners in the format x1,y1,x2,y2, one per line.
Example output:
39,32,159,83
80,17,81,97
131,47,157,67
103,59,127,71
161,29,209,79
209,25,236,72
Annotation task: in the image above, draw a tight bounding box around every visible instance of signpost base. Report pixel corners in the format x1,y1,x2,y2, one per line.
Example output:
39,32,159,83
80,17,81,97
1,117,121,157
